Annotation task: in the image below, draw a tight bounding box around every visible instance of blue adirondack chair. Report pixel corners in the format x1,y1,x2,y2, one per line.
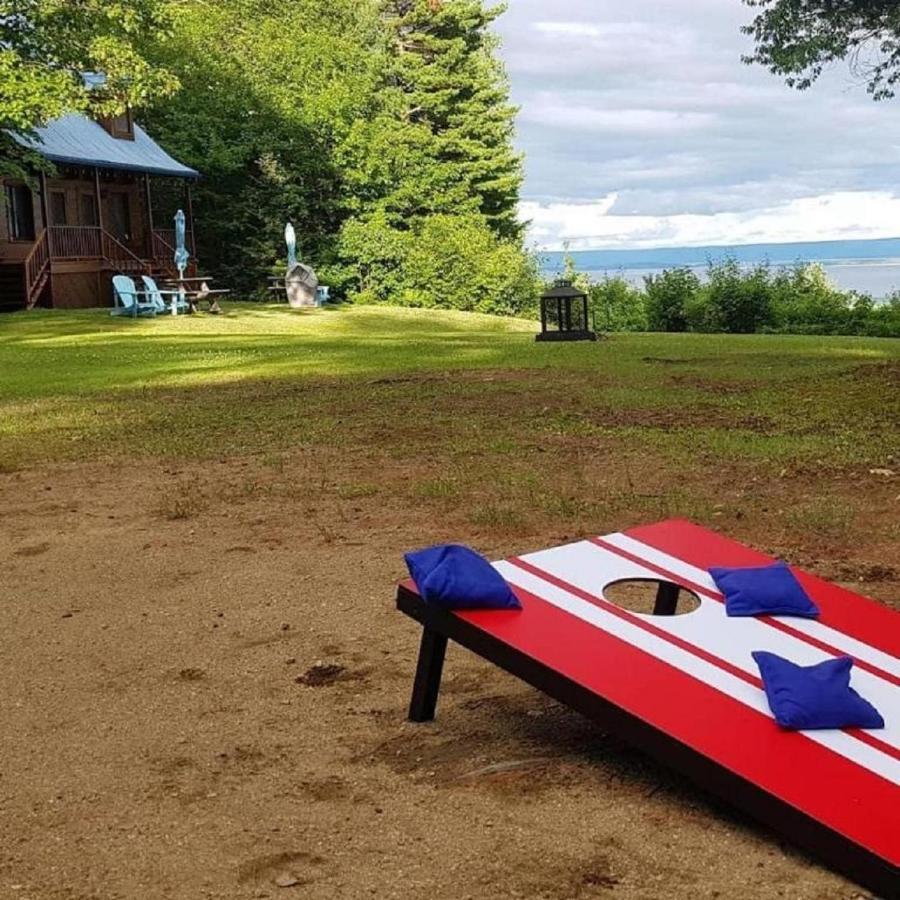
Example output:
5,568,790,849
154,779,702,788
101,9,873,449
111,275,157,318
141,275,188,315
315,285,330,306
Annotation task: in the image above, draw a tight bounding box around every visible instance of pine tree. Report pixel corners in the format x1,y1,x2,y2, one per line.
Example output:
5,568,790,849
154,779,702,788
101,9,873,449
342,0,524,239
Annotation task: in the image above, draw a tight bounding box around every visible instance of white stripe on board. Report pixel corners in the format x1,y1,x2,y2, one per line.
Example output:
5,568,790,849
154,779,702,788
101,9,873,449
494,552,900,786
605,531,900,680
521,540,899,751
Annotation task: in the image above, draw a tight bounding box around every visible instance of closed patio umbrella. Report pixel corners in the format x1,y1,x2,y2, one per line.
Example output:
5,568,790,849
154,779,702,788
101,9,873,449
174,209,190,277
173,209,189,315
285,222,298,271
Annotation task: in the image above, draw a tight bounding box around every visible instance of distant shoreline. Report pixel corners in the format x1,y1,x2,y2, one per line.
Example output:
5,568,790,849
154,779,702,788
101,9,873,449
541,260,900,300
538,238,900,298
825,260,900,269
543,257,900,272
539,236,900,273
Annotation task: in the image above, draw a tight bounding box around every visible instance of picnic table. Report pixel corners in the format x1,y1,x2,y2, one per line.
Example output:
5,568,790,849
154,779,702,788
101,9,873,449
162,276,230,314
396,519,899,896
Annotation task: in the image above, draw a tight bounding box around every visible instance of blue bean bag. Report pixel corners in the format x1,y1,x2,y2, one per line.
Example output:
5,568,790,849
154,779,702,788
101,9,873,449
709,561,819,618
405,544,521,611
752,651,884,730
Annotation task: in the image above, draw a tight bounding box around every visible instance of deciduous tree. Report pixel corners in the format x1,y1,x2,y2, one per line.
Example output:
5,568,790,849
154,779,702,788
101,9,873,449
743,0,900,99
0,0,177,178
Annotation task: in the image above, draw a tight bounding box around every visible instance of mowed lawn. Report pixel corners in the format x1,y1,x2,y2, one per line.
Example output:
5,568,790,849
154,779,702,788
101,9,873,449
1,303,899,573
1,303,899,900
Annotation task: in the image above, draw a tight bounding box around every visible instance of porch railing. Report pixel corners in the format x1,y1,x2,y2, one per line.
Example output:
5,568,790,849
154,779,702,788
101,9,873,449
152,229,176,260
47,225,147,273
101,231,146,273
44,225,194,278
152,229,192,257
49,225,102,259
24,228,51,309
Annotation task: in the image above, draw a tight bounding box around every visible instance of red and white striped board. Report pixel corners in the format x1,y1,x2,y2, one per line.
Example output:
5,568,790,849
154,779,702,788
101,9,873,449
396,520,899,896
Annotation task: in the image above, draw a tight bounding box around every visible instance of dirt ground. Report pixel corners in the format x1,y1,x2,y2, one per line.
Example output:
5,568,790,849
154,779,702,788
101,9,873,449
0,450,894,900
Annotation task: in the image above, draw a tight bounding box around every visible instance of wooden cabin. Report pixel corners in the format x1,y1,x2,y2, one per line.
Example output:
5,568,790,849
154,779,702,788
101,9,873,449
0,112,199,312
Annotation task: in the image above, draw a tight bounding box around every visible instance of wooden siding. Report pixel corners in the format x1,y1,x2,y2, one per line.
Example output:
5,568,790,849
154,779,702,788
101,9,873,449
2,164,196,311
43,175,147,257
0,180,44,261
50,269,106,309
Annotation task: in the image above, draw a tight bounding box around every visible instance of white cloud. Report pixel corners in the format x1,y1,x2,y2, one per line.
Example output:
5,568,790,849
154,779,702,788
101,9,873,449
521,191,900,251
534,22,654,37
531,19,696,59
494,0,900,248
520,101,714,134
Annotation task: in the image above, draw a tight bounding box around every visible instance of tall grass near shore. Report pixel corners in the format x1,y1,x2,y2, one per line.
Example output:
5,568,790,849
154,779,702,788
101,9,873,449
586,259,900,337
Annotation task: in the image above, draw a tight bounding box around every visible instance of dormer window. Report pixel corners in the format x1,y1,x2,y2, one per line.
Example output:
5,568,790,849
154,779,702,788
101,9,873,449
99,109,135,141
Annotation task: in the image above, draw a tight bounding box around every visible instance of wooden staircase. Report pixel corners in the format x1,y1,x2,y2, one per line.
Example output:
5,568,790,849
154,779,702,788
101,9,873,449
0,229,51,312
25,229,51,308
98,229,180,281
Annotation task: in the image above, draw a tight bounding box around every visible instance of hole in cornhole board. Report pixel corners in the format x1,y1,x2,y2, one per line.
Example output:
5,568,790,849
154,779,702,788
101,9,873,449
604,579,701,617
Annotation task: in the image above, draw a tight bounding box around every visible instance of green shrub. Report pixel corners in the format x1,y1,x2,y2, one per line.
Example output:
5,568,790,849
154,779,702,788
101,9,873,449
758,263,900,336
339,212,540,316
591,275,648,332
314,260,359,301
644,267,700,331
684,286,717,332
702,258,774,333
769,263,851,333
560,250,594,297
338,211,411,302
864,295,900,337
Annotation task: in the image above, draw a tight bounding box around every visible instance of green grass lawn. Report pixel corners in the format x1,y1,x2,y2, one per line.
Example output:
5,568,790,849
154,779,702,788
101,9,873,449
1,305,896,900
2,302,897,466
2,303,898,570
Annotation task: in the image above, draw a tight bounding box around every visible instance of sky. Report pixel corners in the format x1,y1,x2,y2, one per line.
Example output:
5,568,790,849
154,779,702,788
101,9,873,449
493,0,900,251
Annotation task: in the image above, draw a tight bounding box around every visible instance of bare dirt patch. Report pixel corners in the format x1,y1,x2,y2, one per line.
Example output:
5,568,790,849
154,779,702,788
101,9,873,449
295,663,354,687
236,850,325,887
642,356,695,365
366,369,545,387
13,541,52,557
843,359,900,388
0,443,893,900
668,373,760,395
586,406,776,433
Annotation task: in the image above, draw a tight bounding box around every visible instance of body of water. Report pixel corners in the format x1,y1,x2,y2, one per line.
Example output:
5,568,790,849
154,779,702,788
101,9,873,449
541,239,900,299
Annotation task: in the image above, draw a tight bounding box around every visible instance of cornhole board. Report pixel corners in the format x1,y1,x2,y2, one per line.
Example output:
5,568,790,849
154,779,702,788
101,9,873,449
396,520,899,897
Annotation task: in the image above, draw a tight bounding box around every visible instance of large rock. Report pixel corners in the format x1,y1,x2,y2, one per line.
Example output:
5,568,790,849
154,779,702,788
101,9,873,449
285,263,319,309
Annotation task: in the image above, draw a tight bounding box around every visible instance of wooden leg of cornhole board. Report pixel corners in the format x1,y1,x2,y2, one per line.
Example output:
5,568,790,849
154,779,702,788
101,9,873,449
408,627,448,722
654,582,681,616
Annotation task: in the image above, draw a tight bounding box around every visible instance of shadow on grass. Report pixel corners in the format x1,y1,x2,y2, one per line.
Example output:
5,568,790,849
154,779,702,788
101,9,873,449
0,305,897,474
2,304,897,406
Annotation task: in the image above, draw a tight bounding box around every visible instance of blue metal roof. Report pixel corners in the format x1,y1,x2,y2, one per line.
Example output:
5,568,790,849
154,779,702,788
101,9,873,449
14,114,200,179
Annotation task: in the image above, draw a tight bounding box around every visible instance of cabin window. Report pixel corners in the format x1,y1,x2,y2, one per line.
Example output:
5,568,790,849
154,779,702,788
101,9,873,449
50,191,68,226
80,193,99,227
102,110,135,141
5,183,36,241
107,192,131,243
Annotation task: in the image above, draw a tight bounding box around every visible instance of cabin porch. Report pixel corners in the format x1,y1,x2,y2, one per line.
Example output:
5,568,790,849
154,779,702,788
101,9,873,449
1,167,198,312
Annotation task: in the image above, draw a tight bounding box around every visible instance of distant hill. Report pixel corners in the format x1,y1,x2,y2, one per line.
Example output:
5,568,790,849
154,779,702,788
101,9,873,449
540,237,900,272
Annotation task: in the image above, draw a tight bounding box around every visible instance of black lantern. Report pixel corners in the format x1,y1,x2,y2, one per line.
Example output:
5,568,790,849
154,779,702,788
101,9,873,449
536,280,597,342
